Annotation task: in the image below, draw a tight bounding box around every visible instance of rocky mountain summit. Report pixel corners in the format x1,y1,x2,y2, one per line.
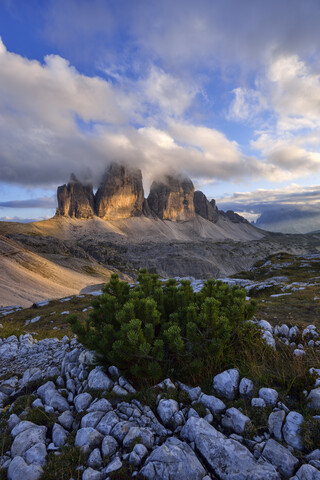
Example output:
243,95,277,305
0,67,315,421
147,175,195,221
95,164,145,220
56,174,95,219
55,163,246,225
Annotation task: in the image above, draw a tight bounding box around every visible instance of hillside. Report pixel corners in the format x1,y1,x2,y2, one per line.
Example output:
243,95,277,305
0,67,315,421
0,234,124,307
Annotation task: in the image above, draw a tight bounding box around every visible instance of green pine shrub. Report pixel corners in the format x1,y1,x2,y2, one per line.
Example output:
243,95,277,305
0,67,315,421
69,270,261,384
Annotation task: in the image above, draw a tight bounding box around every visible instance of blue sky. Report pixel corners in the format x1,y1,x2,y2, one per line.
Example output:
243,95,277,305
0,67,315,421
2,0,320,222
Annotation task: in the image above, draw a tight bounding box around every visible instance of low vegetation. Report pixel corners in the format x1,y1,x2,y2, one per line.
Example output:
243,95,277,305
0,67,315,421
68,270,265,384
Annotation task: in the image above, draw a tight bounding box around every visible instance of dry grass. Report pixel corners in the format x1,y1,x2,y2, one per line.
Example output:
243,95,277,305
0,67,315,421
0,294,95,340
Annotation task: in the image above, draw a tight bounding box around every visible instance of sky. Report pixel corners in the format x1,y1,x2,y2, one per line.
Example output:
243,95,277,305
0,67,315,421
2,0,320,222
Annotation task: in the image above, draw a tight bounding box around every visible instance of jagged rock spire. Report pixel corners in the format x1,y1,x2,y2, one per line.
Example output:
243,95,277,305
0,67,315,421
147,174,195,221
56,174,94,219
95,163,145,220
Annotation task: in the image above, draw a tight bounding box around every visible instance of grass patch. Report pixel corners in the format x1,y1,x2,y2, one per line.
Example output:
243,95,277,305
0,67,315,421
0,294,96,340
21,407,57,429
9,394,37,415
40,444,87,480
301,416,320,452
109,462,144,480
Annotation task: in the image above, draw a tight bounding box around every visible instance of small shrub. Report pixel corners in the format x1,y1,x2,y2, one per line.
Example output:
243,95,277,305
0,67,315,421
301,417,320,452
69,271,259,384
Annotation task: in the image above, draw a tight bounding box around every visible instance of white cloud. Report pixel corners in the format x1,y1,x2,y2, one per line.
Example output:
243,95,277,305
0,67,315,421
228,88,267,121
1,38,283,189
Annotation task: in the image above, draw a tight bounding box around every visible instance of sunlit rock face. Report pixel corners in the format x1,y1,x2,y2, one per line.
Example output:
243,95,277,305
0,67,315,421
194,191,219,223
147,175,195,221
95,163,144,220
56,174,95,219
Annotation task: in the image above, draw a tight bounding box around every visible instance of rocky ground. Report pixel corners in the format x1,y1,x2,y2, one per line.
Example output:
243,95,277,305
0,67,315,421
1,252,320,479
0,326,320,480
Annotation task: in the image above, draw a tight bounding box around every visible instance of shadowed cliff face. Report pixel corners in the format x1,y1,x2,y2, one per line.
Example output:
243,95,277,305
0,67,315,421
194,191,219,223
56,174,94,219
147,175,195,221
95,163,144,220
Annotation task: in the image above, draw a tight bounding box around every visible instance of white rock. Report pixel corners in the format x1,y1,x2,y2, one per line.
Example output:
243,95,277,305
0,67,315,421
37,381,69,412
268,410,286,441
74,392,92,412
307,388,320,410
58,410,74,430
129,443,148,466
199,393,226,414
87,367,113,391
74,428,103,453
11,426,47,457
213,368,240,400
181,417,280,480
157,398,179,426
221,407,251,434
294,349,306,358
278,324,289,337
259,388,278,407
111,421,133,443
52,423,68,447
258,320,273,332
262,331,276,350
82,467,103,480
8,414,20,430
140,437,206,480
262,438,298,477
104,456,123,474
101,435,118,457
123,426,154,449
96,411,119,435
294,464,320,480
239,378,254,397
283,411,304,450
108,365,120,377
7,456,43,480
87,448,103,469
23,442,47,467
289,326,299,340
87,398,112,413
81,411,105,429
251,397,266,408
11,421,35,437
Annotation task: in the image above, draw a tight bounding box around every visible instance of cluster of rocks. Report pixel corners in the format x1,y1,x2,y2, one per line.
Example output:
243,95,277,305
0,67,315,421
56,162,247,224
255,318,320,355
1,334,320,480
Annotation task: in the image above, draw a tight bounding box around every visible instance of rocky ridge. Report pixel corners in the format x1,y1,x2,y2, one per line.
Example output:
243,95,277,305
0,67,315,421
55,164,247,225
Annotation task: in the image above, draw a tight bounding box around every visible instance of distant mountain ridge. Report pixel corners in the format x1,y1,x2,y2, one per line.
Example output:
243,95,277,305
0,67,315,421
252,206,320,234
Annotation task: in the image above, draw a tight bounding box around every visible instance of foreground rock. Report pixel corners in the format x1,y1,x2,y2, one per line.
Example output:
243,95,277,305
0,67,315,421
181,417,280,479
140,437,207,480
